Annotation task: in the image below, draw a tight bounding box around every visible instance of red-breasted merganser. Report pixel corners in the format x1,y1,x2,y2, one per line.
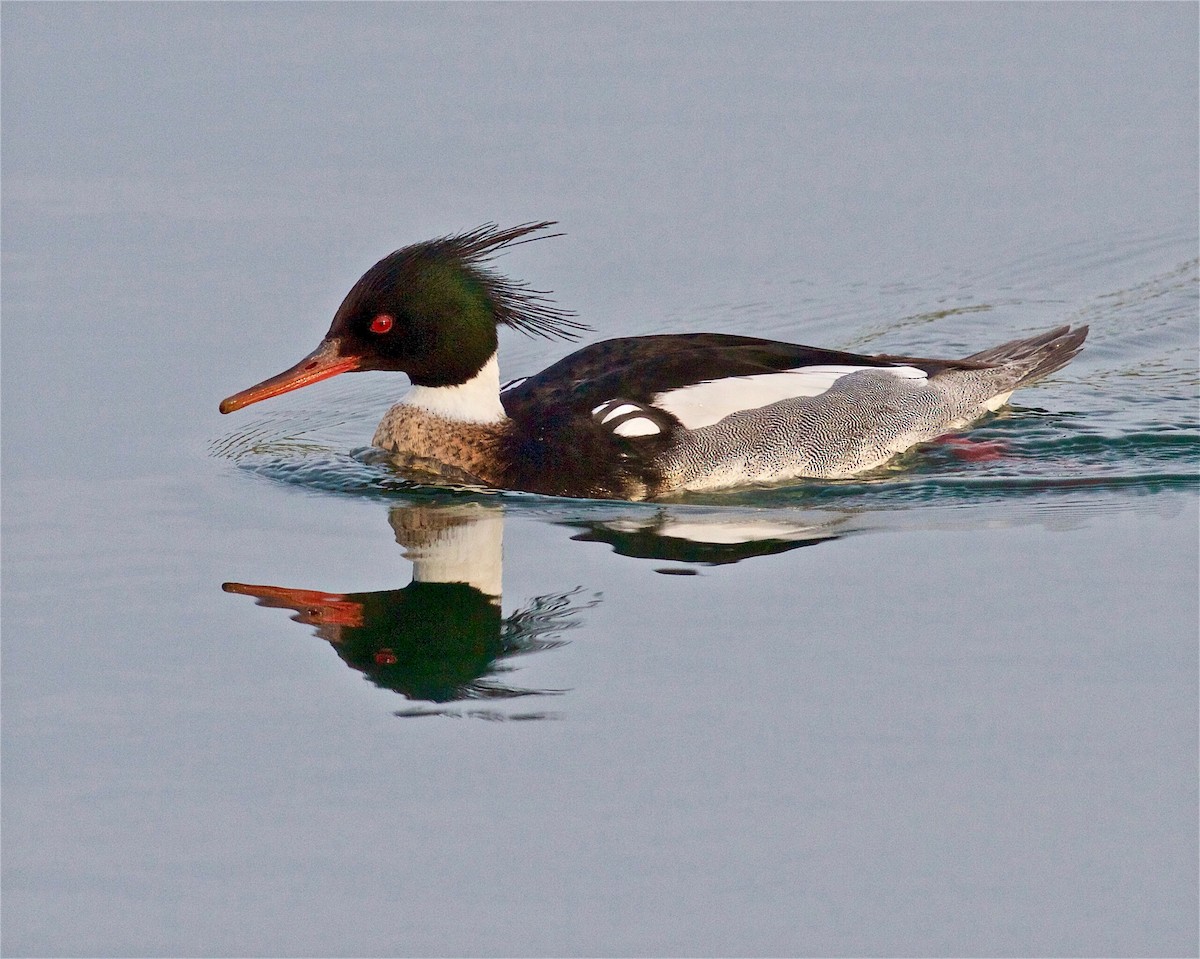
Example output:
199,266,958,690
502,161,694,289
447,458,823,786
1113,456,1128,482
220,222,1087,501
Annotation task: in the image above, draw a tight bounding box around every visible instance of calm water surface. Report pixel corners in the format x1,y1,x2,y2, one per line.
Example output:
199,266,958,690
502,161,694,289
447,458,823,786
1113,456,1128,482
3,5,1197,957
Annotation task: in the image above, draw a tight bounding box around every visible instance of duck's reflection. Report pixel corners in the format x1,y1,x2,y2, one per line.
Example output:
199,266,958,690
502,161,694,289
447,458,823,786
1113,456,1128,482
225,503,595,714
566,511,842,566
225,499,846,715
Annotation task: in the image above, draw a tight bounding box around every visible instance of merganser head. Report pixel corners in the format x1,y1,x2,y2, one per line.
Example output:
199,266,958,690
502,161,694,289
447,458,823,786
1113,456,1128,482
219,221,586,414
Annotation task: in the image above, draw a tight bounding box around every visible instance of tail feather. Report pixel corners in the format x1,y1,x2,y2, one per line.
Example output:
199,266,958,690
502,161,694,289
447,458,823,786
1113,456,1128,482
961,324,1089,387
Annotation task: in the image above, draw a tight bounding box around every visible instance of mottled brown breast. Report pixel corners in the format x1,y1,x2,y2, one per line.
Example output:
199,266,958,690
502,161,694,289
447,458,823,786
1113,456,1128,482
373,405,509,488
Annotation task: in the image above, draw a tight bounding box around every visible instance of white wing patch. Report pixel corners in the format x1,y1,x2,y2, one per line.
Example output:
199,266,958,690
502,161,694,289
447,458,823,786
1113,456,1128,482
591,400,664,437
596,402,644,423
613,419,660,437
653,364,928,429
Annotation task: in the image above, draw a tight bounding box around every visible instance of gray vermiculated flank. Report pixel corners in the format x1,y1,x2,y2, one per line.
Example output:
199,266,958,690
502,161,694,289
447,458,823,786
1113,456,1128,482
656,326,1087,492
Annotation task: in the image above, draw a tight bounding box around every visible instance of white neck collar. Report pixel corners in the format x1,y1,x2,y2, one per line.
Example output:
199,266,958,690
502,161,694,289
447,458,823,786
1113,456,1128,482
401,354,507,425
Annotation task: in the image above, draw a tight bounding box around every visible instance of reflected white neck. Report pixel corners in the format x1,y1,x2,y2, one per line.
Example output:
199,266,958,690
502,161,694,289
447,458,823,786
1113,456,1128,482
401,354,507,425
407,506,504,598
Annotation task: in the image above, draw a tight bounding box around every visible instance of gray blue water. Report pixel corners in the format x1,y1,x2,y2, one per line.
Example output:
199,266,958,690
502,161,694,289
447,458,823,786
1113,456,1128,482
3,5,1197,956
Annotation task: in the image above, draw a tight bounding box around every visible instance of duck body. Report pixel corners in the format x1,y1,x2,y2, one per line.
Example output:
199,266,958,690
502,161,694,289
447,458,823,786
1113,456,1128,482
220,222,1087,502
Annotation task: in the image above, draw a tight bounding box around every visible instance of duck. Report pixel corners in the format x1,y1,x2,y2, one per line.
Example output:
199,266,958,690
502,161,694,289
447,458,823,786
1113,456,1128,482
220,221,1088,501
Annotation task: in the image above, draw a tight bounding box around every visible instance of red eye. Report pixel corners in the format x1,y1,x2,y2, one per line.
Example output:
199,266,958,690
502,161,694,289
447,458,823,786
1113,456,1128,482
369,314,394,334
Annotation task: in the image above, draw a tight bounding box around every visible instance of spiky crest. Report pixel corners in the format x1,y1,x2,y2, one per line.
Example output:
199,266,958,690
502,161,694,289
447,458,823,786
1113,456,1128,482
409,221,589,341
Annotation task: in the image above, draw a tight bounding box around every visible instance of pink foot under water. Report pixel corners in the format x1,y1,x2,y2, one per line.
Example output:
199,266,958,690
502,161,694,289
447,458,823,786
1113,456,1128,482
932,435,1010,462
